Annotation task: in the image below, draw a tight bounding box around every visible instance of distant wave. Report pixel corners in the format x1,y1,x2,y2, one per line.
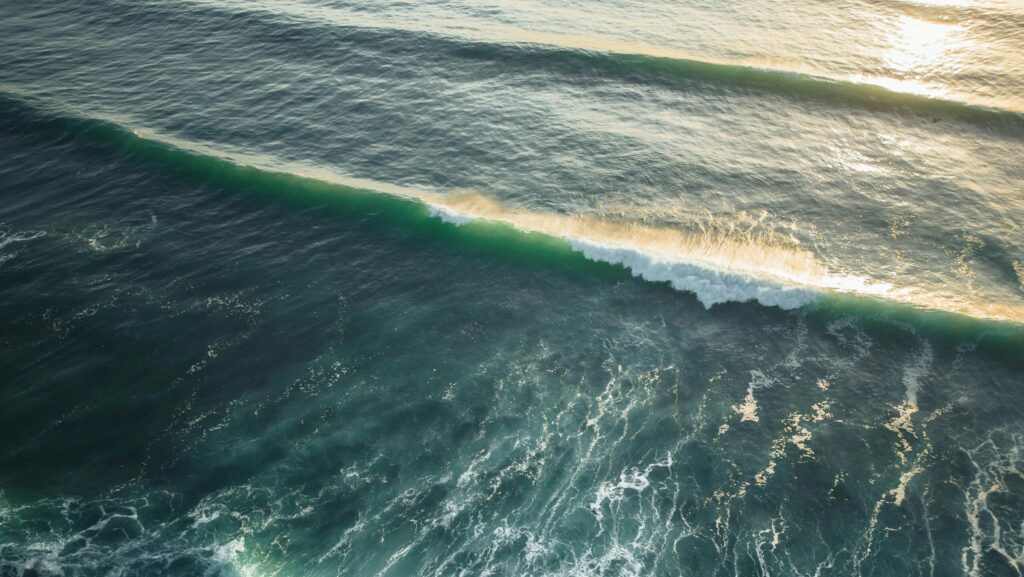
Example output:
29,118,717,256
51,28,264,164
3,89,1023,330
867,0,1024,26
446,33,1024,127
159,0,1024,131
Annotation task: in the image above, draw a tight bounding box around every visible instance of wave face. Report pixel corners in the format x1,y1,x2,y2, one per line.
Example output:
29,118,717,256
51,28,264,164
2,2,1024,577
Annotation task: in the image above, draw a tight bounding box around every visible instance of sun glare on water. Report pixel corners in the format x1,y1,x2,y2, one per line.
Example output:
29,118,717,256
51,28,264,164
884,15,962,72
850,11,973,99
912,0,972,5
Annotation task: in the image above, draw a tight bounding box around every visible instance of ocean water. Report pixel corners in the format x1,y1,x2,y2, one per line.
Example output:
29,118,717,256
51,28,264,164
1,1,1023,575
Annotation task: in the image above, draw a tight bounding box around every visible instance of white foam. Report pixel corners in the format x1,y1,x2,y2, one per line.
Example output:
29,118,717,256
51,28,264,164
428,204,476,226
428,201,822,310
733,370,773,423
0,230,46,250
902,343,933,406
566,238,818,309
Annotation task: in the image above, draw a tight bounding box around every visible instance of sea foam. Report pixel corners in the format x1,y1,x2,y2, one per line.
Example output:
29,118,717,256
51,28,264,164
428,201,821,310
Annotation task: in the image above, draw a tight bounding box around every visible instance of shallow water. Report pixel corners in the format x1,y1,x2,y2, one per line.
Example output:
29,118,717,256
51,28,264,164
1,1,1023,576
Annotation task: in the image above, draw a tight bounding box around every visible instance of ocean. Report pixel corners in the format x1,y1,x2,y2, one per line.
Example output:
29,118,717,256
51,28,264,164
1,1,1023,575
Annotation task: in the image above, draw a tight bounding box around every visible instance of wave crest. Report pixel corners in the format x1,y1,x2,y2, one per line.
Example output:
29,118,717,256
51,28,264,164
427,198,827,310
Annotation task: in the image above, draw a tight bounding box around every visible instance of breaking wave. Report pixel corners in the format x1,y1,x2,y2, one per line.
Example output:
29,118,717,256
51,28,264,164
2,90,1023,327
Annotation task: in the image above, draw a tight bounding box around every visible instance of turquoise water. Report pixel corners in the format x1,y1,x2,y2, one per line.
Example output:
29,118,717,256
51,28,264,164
1,1,1024,576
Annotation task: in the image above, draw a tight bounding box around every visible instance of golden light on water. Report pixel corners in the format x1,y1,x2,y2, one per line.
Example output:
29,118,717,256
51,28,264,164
910,0,972,5
885,15,962,73
850,12,974,99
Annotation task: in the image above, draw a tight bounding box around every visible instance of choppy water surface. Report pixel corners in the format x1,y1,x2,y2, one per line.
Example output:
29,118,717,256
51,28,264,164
1,1,1023,576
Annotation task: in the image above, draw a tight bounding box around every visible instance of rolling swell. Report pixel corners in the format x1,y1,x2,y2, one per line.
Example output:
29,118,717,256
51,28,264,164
455,40,1024,129
128,0,1024,133
3,90,1024,347
868,0,1024,27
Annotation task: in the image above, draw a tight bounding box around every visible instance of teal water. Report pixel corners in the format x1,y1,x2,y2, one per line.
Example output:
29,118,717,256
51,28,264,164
2,1,1024,576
